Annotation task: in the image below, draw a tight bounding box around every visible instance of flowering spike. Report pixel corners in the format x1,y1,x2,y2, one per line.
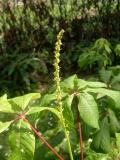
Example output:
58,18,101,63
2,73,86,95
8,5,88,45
53,30,74,160
54,29,64,109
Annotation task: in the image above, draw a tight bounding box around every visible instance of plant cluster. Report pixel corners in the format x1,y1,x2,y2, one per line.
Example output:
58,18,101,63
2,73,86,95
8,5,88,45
0,30,120,160
78,38,120,71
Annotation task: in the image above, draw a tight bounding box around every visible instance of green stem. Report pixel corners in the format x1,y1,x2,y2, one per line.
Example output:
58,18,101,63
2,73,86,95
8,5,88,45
60,111,74,160
63,122,74,160
54,29,74,160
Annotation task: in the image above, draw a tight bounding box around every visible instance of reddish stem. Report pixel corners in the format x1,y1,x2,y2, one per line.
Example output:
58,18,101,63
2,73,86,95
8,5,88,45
16,114,64,160
78,121,84,160
77,106,84,160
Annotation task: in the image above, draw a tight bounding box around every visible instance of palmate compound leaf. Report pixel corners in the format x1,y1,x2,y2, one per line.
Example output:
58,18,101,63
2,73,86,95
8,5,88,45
0,121,13,134
27,96,78,147
84,88,120,109
77,92,99,129
0,94,15,113
91,117,111,153
27,95,75,128
8,119,35,160
8,93,40,111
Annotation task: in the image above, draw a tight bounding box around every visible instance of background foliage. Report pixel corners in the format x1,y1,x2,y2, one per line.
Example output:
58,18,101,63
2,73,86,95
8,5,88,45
0,0,120,96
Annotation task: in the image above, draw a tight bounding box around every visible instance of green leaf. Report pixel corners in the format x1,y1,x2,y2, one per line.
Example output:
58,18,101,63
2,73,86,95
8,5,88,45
104,44,111,54
108,109,120,134
87,81,107,88
114,44,120,56
111,74,120,86
99,69,112,84
67,77,106,91
93,38,111,54
76,79,87,90
78,50,93,70
0,121,13,134
78,92,99,129
85,88,120,109
62,95,74,129
116,133,120,151
85,151,109,160
0,95,15,113
91,117,111,153
9,119,35,160
26,106,61,119
8,93,40,111
61,75,77,92
40,93,56,106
